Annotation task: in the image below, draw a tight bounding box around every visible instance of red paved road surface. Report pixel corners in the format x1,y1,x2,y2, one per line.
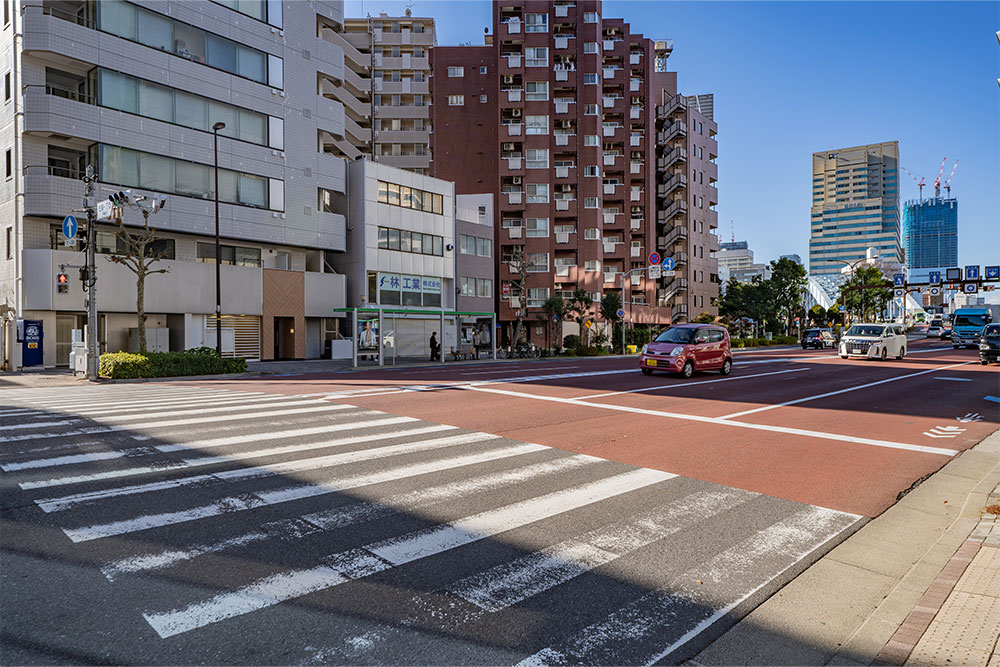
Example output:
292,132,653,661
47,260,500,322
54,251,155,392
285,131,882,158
191,338,999,517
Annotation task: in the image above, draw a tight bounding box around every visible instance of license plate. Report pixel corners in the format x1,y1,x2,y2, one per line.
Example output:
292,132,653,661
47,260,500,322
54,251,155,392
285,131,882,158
646,359,657,367
852,348,861,354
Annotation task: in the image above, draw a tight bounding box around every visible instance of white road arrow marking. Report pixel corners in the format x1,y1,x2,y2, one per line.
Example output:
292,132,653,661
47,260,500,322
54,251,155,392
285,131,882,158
923,425,967,438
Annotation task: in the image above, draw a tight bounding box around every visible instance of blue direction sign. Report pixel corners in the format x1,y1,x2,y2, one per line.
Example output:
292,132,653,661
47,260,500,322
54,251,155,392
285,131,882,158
964,282,978,294
893,273,905,287
648,252,661,266
661,257,675,271
966,265,980,281
62,215,78,239
985,266,1000,280
616,308,625,318
929,271,941,286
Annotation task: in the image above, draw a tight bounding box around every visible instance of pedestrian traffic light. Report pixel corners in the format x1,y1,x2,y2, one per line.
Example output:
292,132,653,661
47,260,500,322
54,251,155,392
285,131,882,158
56,272,69,293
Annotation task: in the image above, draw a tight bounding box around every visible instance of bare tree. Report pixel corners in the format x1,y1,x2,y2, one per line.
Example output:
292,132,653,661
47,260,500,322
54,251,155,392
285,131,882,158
501,244,528,349
106,207,169,353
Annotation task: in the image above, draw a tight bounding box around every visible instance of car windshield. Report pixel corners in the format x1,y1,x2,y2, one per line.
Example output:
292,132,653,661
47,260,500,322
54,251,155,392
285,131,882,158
655,327,696,344
954,314,989,328
804,330,821,336
845,325,885,337
983,325,1000,336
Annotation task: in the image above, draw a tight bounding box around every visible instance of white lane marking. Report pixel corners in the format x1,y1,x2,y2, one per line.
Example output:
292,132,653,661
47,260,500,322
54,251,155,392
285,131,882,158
2,390,259,412
63,440,544,542
934,376,972,382
49,393,298,416
97,398,333,423
450,487,754,613
717,361,974,420
576,368,808,400
141,468,672,638
37,431,495,512
461,385,959,457
517,505,860,667
18,420,440,486
459,365,579,376
922,425,966,439
102,454,596,580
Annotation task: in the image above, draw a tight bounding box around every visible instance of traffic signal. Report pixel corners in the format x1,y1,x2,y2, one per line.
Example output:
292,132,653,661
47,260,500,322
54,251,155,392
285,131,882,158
108,190,131,207
56,272,69,294
79,267,89,283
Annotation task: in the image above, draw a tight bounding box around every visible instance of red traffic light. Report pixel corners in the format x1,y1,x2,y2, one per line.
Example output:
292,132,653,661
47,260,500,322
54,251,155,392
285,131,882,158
57,273,68,284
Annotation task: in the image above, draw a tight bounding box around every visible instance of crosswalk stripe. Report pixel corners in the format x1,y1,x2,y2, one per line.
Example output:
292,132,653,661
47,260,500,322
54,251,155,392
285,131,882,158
19,417,457,491
3,389,256,411
141,468,672,638
47,398,334,424
37,431,495,512
62,438,543,542
517,505,860,666
0,419,77,432
30,393,299,417
101,453,597,581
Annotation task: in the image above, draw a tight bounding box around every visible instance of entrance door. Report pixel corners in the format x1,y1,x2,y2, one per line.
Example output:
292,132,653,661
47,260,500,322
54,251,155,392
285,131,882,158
56,313,85,367
273,317,295,359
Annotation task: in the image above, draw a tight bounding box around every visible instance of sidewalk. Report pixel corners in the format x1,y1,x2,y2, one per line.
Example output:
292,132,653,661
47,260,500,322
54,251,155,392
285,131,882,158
692,427,1000,666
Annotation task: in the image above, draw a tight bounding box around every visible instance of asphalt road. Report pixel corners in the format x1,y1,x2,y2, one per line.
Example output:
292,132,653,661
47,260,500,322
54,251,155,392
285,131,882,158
1,336,996,665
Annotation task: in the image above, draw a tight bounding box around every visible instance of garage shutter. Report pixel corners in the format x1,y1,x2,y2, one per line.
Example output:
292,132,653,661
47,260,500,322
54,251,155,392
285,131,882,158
206,315,261,361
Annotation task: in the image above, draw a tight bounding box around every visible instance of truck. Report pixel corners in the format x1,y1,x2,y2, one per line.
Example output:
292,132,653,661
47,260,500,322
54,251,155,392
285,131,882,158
951,306,999,348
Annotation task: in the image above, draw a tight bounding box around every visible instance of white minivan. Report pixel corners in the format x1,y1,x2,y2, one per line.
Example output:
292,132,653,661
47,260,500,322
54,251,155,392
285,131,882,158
839,323,907,360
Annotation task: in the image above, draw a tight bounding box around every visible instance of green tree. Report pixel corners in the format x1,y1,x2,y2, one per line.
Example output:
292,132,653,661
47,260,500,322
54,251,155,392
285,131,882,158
827,303,842,325
840,266,892,323
808,304,827,326
541,295,569,349
599,289,622,324
566,289,594,326
693,311,716,324
768,257,808,335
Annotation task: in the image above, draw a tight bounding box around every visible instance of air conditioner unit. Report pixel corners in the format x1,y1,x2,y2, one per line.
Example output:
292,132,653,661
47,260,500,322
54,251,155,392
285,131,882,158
503,142,516,150
512,176,522,185
503,75,515,84
512,108,522,117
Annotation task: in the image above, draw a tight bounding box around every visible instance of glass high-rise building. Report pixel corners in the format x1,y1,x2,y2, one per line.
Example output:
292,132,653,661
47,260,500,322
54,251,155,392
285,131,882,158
809,142,901,276
902,197,958,270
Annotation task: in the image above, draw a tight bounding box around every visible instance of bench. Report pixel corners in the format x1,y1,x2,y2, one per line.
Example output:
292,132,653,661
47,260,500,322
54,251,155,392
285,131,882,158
449,345,475,361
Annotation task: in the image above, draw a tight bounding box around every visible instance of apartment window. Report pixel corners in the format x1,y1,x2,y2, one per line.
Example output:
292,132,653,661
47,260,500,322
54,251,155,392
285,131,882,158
583,73,599,85
526,183,549,203
477,278,492,298
3,73,9,102
525,81,548,101
698,196,703,208
5,226,11,259
4,149,10,179
584,259,600,271
479,95,488,103
196,242,260,267
583,42,599,54
447,94,464,106
460,234,476,254
584,228,600,240
378,226,444,256
584,104,599,115
698,146,703,159
413,47,426,58
698,122,703,134
526,115,548,135
584,197,599,208
447,66,464,77
477,237,492,257
391,94,401,106
96,0,274,86
414,94,425,106
526,217,549,237
583,165,600,177
584,11,600,22
480,65,488,74
525,13,547,33
376,180,444,215
526,149,549,169
584,135,599,146
525,47,548,67
3,0,8,25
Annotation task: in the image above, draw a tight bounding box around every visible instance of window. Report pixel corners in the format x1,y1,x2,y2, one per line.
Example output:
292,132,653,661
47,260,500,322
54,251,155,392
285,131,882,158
584,104,599,115
584,228,600,240
447,66,464,77
698,146,703,159
698,122,703,134
583,73,599,85
447,94,464,106
526,217,549,237
525,13,547,33
583,165,600,177
480,66,488,74
376,181,444,215
526,183,549,203
525,47,548,67
197,242,260,267
584,135,599,146
5,226,10,259
584,197,599,208
525,115,548,135
3,72,8,102
584,42,599,54
3,0,8,25
4,149,9,179
460,234,476,254
585,259,600,271
476,237,492,257
525,81,548,101
526,149,548,169
477,278,492,298
584,11,600,22
480,94,488,103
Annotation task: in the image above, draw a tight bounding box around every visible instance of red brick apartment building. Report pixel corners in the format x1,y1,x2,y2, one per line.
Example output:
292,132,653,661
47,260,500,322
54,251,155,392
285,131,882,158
433,0,718,343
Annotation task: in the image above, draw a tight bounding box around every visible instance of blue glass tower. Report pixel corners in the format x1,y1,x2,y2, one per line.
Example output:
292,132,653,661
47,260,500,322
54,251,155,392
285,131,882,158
902,197,958,269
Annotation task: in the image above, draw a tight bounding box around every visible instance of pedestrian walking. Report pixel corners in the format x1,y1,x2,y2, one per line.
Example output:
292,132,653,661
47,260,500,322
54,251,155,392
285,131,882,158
429,332,440,361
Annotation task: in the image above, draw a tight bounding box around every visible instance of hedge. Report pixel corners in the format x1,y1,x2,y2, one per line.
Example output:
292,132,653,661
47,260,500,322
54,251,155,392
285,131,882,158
100,347,247,379
730,336,798,349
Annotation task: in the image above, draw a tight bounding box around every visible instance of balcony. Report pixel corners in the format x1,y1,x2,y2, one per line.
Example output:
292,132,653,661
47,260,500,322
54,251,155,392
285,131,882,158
630,106,642,119
555,133,571,146
603,39,616,51
631,217,643,231
673,252,689,268
657,147,688,171
630,161,642,174
657,173,688,199
603,153,618,167
657,199,688,224
555,69,568,82
554,35,572,50
657,121,687,144
672,303,689,322
603,95,619,109
656,94,687,119
555,166,571,178
555,231,573,244
506,226,524,239
506,89,523,103
630,134,642,147
506,191,523,205
630,53,641,65
603,67,617,79
506,123,523,136
630,79,641,92
602,124,621,138
505,156,523,171
555,101,570,114
555,199,573,211
603,212,618,225
555,4,570,17
603,182,620,195
630,245,644,258
504,19,522,34
504,54,523,69
658,278,688,303
630,273,641,286
657,225,688,250
630,189,643,202
603,271,621,285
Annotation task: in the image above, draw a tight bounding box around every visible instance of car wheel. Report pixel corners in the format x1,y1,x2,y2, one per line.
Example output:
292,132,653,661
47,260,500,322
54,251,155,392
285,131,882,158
681,360,694,378
880,348,888,361
641,368,653,376
897,347,905,360
801,344,807,350
720,358,732,376
982,360,989,366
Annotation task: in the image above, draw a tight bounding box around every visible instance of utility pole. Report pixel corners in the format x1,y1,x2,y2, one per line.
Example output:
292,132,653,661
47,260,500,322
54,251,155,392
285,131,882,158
83,166,99,381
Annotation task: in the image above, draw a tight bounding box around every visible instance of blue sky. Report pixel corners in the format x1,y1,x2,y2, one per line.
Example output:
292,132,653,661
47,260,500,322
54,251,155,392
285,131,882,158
347,1,999,271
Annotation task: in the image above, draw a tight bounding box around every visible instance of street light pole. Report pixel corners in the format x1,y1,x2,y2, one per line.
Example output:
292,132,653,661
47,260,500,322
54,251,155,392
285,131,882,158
212,122,225,356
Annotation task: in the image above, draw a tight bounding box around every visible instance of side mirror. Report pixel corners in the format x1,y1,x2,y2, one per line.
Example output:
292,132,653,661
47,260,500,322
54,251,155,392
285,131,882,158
695,336,707,344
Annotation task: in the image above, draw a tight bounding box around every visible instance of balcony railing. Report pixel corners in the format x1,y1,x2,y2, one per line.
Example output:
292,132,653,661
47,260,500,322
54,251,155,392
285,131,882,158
657,147,688,171
657,121,687,144
656,94,687,119
657,173,688,199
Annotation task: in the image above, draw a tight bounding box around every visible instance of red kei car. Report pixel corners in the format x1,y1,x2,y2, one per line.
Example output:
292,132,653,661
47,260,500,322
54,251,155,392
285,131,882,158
639,324,733,378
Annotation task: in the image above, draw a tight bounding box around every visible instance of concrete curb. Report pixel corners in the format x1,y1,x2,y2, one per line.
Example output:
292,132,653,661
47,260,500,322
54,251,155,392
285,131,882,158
692,426,1000,666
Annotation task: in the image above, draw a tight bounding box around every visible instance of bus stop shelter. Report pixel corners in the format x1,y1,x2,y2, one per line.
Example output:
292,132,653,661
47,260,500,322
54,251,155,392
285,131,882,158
331,307,496,368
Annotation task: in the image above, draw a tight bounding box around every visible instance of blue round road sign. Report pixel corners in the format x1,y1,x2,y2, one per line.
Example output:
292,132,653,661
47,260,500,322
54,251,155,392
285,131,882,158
62,215,78,239
661,257,675,271
616,308,625,318
647,252,660,266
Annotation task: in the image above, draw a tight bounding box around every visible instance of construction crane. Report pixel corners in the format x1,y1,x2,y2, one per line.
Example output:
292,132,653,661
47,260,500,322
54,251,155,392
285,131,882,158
943,159,959,198
933,157,947,198
900,166,926,200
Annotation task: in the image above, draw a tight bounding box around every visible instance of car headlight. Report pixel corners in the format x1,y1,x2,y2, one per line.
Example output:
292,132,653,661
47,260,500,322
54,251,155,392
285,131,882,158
980,342,989,350
669,347,684,357
640,344,648,355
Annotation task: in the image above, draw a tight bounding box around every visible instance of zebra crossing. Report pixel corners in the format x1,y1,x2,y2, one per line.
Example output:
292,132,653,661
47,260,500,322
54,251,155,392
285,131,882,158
1,384,863,665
